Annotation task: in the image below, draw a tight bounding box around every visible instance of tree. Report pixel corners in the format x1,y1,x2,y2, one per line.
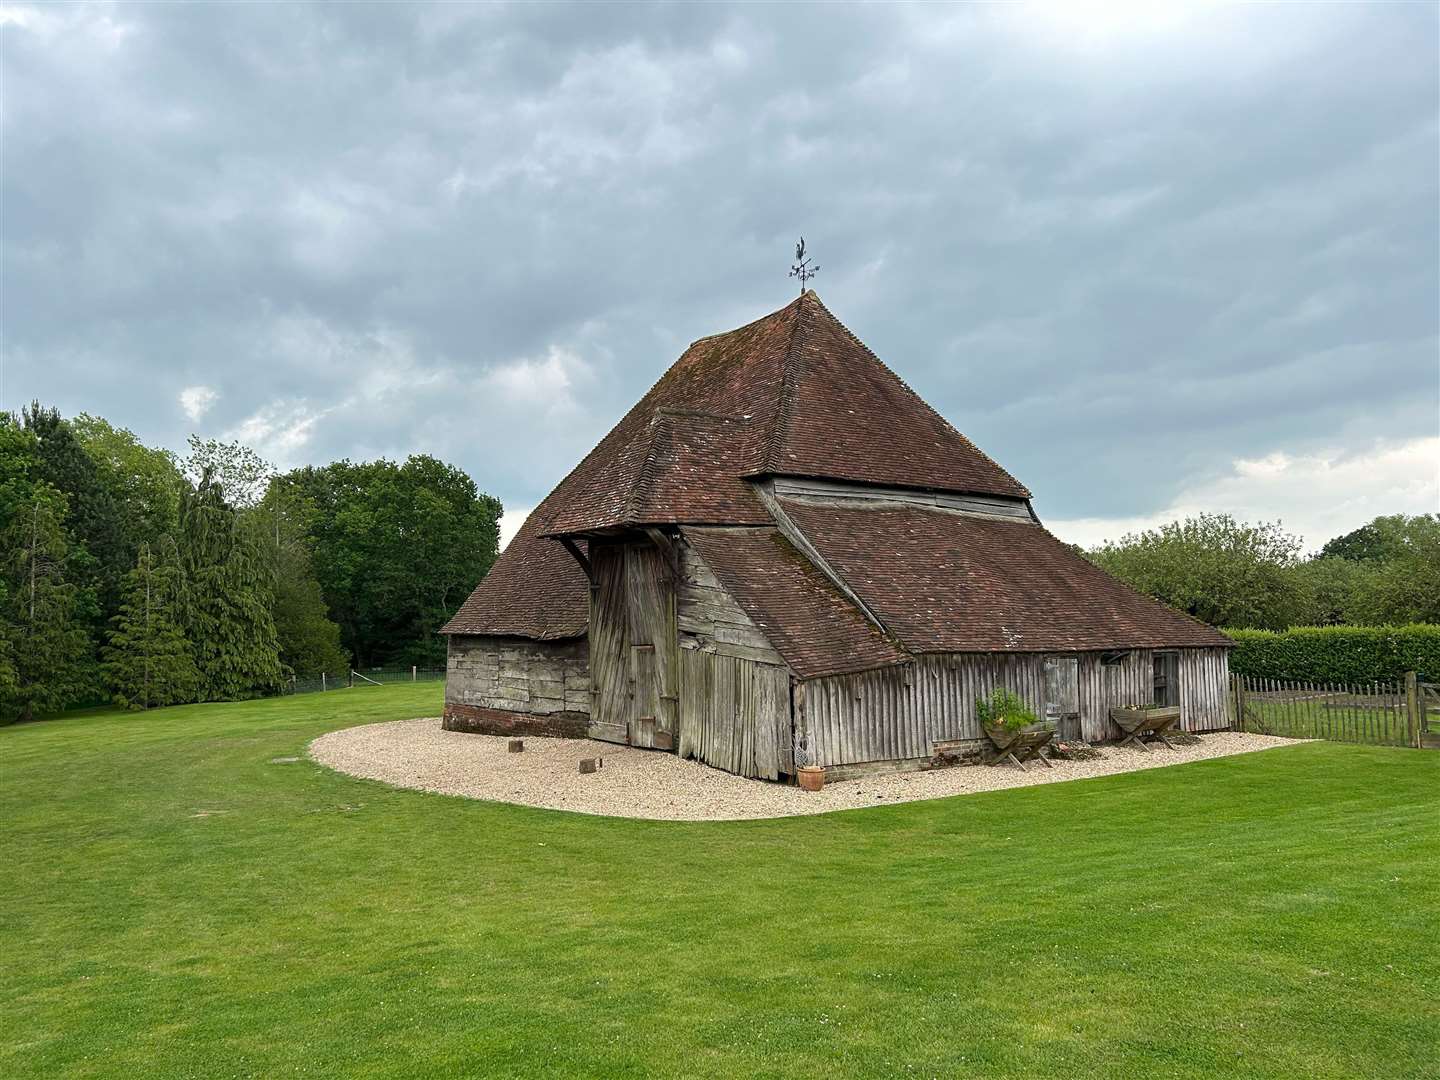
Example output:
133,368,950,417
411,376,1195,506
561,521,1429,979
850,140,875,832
1,490,94,722
275,455,501,666
1288,556,1369,626
20,404,126,623
102,540,201,709
71,414,185,550
1085,513,1306,630
182,437,273,510
252,483,349,676
177,470,284,700
271,558,350,676
1339,515,1440,625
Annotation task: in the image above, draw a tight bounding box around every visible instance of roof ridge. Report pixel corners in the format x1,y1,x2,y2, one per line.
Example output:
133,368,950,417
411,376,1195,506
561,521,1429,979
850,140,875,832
762,294,810,474
804,293,1032,499
621,411,673,525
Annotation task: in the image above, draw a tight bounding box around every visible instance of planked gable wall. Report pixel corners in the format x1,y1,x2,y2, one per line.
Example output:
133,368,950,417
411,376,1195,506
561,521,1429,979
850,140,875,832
676,539,794,779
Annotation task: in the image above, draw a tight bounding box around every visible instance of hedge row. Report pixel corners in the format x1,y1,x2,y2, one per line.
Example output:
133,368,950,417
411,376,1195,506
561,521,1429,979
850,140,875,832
1224,624,1440,684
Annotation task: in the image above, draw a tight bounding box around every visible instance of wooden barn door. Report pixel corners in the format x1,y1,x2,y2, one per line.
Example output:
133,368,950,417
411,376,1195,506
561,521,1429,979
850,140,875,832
1044,656,1081,741
625,542,677,750
588,539,677,750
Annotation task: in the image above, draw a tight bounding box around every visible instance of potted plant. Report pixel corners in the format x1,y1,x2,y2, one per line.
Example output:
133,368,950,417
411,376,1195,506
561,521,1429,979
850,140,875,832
976,688,1055,769
1109,702,1182,750
794,735,825,792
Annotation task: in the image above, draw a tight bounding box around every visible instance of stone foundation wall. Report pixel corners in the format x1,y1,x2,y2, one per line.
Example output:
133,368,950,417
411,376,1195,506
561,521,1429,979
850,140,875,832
445,634,590,719
442,702,589,739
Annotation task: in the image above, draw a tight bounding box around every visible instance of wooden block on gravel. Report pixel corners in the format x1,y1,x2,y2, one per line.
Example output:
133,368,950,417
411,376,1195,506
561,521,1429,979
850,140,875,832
579,758,602,774
508,739,525,753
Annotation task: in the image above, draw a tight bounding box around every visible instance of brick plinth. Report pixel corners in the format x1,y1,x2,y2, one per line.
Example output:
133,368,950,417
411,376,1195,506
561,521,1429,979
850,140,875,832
442,702,589,739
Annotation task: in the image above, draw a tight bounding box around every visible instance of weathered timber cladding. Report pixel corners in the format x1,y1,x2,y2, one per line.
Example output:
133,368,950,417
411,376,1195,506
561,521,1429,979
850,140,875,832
675,542,786,665
769,476,1034,520
589,544,629,741
589,539,679,747
676,542,794,779
446,634,590,716
678,649,792,779
798,647,1231,768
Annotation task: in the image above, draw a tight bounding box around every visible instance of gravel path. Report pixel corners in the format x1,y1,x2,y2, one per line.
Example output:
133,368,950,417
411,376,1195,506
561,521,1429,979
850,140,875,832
309,718,1302,821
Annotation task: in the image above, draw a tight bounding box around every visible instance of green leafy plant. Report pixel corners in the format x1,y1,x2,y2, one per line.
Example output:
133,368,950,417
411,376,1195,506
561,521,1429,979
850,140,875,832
1225,624,1440,683
975,687,1040,732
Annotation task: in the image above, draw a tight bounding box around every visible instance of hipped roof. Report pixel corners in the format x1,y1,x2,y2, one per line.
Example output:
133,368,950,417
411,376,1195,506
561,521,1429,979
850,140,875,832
443,291,1026,640
441,292,1231,668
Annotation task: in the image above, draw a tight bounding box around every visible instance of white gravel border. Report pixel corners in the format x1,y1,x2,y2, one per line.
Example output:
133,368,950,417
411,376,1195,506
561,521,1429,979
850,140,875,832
308,717,1303,821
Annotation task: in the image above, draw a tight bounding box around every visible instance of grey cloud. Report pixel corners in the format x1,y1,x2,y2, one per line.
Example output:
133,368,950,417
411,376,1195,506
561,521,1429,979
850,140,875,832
3,1,1435,531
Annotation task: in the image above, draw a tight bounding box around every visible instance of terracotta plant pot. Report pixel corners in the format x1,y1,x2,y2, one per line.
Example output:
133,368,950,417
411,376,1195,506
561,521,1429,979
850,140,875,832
797,765,825,792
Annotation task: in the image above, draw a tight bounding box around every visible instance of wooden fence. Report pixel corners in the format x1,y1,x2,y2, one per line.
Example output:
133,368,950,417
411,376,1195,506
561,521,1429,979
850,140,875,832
284,667,445,696
1231,672,1437,749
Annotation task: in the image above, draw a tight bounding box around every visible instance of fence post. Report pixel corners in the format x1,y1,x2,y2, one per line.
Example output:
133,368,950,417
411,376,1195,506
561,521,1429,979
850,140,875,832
412,665,417,682
321,672,327,692
1405,671,1420,749
348,670,354,689
1230,673,1243,731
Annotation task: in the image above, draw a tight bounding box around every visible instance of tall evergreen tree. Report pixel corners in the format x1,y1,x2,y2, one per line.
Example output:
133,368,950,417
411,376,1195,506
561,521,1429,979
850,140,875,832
20,404,126,626
178,470,283,700
1,490,94,722
102,540,200,709
251,483,349,677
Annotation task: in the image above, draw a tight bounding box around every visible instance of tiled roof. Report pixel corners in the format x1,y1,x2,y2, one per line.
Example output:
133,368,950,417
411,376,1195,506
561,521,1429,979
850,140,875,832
439,506,589,639
446,291,1030,639
777,499,1233,654
681,527,908,679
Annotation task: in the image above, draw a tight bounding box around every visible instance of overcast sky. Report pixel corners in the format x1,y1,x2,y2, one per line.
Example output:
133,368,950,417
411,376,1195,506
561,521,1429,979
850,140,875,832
4,1,1437,552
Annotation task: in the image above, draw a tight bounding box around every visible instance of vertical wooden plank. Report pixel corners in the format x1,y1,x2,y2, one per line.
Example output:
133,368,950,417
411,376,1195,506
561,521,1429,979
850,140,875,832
589,543,629,735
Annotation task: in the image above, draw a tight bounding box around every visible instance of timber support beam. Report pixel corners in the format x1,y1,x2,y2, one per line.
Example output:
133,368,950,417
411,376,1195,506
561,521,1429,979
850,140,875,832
558,536,596,590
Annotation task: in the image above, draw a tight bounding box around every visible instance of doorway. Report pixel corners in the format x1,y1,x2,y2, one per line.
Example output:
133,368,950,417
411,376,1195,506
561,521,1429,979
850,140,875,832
1152,651,1180,708
1044,656,1081,741
588,539,678,750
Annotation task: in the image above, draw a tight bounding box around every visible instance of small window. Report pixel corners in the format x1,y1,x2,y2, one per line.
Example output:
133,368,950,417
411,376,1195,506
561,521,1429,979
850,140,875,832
1101,650,1131,666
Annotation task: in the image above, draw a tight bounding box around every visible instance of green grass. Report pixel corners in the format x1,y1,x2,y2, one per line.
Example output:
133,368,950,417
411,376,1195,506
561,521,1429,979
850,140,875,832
3,688,1437,1079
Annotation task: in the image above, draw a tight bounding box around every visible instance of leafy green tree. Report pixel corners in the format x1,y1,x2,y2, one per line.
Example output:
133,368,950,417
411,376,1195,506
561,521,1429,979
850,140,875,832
71,414,184,550
1340,515,1440,625
102,540,200,709
276,455,500,666
1288,556,1369,626
178,470,284,700
1086,513,1306,630
182,436,273,510
251,483,349,676
20,404,125,624
1,490,95,722
271,558,350,676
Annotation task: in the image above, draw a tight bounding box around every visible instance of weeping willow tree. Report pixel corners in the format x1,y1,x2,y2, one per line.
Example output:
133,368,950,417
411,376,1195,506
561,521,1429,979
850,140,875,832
178,469,283,700
102,539,200,709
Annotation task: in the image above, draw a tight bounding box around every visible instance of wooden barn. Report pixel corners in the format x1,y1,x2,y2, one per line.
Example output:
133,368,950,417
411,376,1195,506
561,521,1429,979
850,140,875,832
440,292,1233,780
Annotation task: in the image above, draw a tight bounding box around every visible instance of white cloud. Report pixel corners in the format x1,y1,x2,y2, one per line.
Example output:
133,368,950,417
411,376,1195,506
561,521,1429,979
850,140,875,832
498,505,532,551
179,385,218,422
1047,436,1439,552
481,347,593,414
223,400,331,467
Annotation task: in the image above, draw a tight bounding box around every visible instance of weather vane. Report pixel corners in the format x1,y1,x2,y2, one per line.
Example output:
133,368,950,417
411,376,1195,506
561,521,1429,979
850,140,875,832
789,237,819,295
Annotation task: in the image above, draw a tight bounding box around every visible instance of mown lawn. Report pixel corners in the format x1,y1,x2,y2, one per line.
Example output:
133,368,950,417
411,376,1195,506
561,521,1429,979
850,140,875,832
3,687,1437,1079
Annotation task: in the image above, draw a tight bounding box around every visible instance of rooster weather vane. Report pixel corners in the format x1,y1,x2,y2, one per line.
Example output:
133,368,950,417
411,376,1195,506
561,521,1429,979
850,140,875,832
789,237,819,295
